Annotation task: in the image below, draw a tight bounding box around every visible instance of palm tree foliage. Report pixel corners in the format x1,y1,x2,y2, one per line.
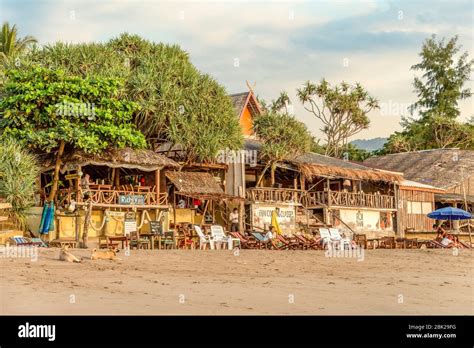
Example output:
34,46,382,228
0,22,37,60
16,33,243,163
253,111,314,185
0,137,39,231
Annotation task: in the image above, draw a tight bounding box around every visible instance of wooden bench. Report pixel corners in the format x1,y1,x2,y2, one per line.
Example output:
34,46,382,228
50,238,78,248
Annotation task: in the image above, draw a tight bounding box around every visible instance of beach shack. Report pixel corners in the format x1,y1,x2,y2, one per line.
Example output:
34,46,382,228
364,149,474,238
242,140,403,238
37,148,179,246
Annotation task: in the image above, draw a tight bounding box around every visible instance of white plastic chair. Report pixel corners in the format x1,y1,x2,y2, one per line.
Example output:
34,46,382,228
319,228,333,249
193,225,214,250
329,228,351,249
210,225,240,250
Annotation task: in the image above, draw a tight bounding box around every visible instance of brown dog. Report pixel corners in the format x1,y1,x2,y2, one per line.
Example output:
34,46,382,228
59,245,82,263
90,248,121,261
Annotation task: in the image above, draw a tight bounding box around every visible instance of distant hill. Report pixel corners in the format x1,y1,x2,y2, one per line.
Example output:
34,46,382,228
350,137,387,152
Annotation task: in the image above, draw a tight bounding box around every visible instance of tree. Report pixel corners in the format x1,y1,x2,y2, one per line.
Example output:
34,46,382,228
340,143,371,162
0,137,39,231
0,22,37,60
20,34,243,163
297,79,379,157
383,35,473,153
253,112,314,185
0,66,146,201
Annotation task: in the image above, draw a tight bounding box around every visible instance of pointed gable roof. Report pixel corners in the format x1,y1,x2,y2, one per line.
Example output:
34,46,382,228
229,91,262,119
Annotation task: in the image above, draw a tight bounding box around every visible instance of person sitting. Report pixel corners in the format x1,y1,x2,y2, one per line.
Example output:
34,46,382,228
440,234,454,247
434,223,447,241
79,173,92,199
263,226,275,242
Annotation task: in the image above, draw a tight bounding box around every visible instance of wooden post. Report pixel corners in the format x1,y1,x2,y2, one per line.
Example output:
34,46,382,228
394,182,402,237
82,201,92,248
48,140,66,202
173,192,177,248
327,178,331,207
155,169,160,204
114,168,120,187
75,166,81,203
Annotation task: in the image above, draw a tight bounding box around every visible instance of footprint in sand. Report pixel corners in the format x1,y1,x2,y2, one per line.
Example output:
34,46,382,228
328,282,336,285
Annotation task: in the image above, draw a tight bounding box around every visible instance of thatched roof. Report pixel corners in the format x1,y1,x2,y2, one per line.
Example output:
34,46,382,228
166,171,235,199
40,148,180,173
291,152,403,183
229,91,262,118
364,149,474,189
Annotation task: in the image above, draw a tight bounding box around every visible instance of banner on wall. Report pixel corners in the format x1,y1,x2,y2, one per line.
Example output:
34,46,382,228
251,204,296,234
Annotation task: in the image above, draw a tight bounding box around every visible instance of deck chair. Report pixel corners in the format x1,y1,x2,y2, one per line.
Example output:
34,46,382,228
228,231,258,249
210,225,240,250
251,232,271,249
275,234,299,250
329,228,351,249
30,237,48,247
194,225,213,250
10,236,32,246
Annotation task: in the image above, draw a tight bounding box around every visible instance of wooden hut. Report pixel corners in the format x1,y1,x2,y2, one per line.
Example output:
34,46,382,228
242,139,403,237
397,180,446,236
364,149,474,235
37,147,180,244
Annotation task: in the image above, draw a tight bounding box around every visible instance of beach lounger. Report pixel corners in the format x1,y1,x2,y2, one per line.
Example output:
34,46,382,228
459,240,471,249
29,237,48,247
210,225,240,250
295,234,320,249
10,236,32,246
276,234,300,250
194,225,213,250
251,232,272,249
228,231,258,249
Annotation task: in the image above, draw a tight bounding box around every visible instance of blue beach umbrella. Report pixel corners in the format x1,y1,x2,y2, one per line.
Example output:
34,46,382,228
427,207,472,221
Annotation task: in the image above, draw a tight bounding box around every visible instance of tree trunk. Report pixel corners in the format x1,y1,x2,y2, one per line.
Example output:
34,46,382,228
270,162,276,186
48,140,66,202
255,163,271,187
82,201,92,248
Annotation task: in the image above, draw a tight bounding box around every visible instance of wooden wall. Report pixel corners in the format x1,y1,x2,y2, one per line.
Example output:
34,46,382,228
240,105,253,136
399,189,436,233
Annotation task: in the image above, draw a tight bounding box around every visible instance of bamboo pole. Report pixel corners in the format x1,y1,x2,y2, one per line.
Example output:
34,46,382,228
48,140,65,202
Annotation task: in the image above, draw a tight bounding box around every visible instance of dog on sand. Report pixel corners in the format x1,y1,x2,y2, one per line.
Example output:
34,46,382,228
59,245,82,263
90,248,121,261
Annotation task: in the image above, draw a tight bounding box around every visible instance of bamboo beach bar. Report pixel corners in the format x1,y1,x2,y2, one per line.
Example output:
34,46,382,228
243,139,404,238
36,147,179,247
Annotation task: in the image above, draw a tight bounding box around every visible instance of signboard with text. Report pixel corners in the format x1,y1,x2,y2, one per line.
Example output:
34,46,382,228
118,194,146,205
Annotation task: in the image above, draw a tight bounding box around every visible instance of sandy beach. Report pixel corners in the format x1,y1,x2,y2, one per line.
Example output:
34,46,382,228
1,248,472,315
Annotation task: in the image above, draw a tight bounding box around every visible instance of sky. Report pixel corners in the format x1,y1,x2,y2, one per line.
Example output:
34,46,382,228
1,0,473,141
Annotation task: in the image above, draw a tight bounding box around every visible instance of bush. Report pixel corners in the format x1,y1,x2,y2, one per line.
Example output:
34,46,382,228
0,138,39,231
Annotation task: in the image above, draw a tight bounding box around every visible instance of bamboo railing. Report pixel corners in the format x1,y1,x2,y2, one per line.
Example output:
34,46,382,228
246,187,396,210
59,188,168,206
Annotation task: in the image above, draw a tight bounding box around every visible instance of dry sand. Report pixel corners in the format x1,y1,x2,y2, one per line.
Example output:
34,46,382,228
1,248,472,315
